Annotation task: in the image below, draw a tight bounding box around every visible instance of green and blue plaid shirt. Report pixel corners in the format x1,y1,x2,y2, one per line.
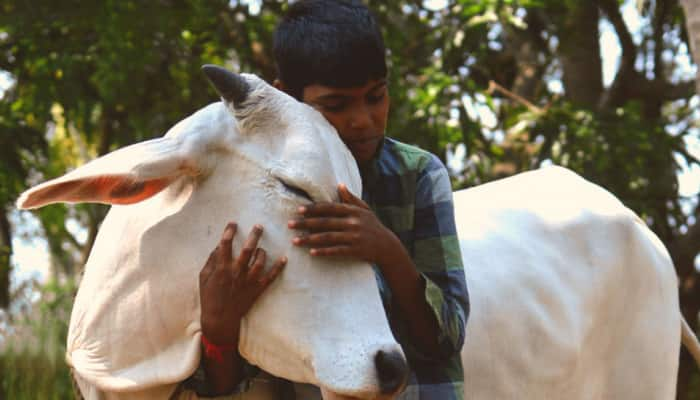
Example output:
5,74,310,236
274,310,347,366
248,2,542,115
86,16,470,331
361,137,468,399
186,137,469,399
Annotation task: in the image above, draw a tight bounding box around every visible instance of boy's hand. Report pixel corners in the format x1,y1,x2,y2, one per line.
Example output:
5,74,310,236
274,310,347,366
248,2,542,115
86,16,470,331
199,223,286,345
288,184,393,265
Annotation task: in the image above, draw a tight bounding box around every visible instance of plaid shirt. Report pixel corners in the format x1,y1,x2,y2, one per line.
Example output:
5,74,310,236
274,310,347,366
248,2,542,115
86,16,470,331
185,137,469,399
360,137,468,399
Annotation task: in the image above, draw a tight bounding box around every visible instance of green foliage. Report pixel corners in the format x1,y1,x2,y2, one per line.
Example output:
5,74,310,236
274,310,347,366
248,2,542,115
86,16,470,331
530,100,686,236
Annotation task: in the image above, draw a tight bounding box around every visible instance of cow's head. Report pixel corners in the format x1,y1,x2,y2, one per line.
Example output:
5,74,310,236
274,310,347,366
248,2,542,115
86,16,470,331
16,66,407,399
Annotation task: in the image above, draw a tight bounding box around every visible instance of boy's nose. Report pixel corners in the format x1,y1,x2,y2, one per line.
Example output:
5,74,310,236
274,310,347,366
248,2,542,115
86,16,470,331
349,106,373,130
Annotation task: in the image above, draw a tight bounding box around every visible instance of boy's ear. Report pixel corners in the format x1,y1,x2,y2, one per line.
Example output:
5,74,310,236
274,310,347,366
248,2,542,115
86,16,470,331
274,79,305,102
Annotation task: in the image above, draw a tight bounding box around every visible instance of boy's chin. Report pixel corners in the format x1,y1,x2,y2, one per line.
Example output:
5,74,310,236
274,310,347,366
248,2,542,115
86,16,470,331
349,141,381,164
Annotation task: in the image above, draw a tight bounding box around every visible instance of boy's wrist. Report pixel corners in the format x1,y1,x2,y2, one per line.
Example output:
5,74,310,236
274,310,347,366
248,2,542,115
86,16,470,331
201,317,242,348
374,226,397,268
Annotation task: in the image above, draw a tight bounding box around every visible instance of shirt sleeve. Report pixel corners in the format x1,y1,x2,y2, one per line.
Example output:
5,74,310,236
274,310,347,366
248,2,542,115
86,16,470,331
408,154,469,361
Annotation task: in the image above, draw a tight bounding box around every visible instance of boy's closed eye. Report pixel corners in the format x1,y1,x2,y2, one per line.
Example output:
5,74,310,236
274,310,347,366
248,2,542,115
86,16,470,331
366,90,386,104
313,94,350,113
317,90,385,112
319,101,348,113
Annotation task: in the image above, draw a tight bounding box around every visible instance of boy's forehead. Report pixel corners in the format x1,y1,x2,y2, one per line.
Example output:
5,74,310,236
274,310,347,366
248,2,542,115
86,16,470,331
303,78,387,100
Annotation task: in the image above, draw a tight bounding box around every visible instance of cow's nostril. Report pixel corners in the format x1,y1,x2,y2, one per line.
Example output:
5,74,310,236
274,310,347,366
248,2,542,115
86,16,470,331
375,349,408,395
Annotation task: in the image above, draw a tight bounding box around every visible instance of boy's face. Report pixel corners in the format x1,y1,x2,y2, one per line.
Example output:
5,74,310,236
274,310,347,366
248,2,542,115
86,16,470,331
301,78,389,165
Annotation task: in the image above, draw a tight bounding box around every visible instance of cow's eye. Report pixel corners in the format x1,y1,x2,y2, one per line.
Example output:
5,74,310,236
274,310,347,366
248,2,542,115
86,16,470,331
279,179,313,202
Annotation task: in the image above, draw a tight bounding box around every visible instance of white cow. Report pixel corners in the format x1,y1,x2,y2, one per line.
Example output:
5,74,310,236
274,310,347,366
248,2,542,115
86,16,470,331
454,167,700,399
17,67,700,400
17,66,407,400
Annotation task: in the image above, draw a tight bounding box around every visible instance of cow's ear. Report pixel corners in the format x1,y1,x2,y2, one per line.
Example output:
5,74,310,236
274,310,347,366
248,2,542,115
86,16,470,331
17,137,198,210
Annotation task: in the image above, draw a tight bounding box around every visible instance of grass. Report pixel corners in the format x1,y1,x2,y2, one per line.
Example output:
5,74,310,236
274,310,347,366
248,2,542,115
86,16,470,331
1,279,76,399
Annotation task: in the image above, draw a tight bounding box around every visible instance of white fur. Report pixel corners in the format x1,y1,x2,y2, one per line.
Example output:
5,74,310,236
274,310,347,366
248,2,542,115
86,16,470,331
457,166,686,400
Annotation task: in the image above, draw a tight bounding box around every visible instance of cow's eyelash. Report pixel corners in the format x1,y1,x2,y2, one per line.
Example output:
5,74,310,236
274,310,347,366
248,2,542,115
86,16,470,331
278,178,313,202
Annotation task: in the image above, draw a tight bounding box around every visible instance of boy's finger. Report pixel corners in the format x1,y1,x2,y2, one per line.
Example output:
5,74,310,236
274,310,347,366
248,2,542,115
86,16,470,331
199,250,217,286
288,217,349,231
259,257,287,287
246,248,266,283
293,232,353,247
309,246,353,257
235,225,263,276
338,184,369,209
219,222,237,267
298,202,354,217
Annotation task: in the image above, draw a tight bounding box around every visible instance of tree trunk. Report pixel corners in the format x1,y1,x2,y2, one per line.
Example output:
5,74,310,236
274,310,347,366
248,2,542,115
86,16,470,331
557,1,604,107
506,11,548,101
681,0,700,92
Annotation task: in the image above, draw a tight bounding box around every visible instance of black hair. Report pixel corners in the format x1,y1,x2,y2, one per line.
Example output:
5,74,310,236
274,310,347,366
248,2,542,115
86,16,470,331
273,0,387,100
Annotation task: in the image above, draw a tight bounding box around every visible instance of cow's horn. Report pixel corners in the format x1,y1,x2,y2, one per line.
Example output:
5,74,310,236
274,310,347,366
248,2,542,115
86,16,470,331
202,65,250,106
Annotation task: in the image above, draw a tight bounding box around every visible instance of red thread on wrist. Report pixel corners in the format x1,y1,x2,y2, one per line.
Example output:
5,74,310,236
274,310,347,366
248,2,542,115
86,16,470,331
201,334,237,363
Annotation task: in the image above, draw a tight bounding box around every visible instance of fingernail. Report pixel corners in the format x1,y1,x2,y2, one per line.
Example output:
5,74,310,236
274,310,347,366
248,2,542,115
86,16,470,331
297,206,306,214
293,237,301,245
223,225,234,240
288,220,296,228
310,249,317,256
281,256,288,264
254,224,263,233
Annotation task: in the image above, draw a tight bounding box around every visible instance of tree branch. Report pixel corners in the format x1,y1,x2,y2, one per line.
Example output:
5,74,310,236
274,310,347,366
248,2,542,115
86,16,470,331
505,10,550,101
487,80,544,114
660,80,697,101
598,0,640,110
599,0,636,72
652,0,671,80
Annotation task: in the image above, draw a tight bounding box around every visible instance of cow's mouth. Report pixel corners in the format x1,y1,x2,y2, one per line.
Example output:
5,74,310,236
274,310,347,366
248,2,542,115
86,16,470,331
278,178,314,202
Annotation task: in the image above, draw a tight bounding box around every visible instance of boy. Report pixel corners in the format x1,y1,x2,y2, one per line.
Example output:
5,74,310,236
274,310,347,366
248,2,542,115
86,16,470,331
191,1,468,398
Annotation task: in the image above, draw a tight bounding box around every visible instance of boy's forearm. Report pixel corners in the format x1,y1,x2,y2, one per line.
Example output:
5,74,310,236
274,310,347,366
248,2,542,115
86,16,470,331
376,231,443,355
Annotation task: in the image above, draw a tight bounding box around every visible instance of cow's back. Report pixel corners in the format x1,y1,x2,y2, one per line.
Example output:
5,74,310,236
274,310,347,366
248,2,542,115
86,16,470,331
454,166,680,400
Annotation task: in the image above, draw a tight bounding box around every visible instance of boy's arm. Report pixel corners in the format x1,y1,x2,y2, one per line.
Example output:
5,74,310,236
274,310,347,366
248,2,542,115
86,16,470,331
358,157,468,359
369,222,458,358
403,157,469,359
189,223,284,395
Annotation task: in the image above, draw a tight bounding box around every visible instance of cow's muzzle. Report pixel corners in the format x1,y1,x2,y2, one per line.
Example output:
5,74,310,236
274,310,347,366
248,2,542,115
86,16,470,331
375,350,409,395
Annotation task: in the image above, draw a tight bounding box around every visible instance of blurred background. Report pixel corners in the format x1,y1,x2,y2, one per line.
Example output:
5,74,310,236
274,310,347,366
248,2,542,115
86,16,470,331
1,0,699,398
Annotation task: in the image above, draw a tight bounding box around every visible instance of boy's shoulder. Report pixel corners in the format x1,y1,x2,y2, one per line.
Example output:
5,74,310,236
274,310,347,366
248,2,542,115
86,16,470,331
381,137,445,175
